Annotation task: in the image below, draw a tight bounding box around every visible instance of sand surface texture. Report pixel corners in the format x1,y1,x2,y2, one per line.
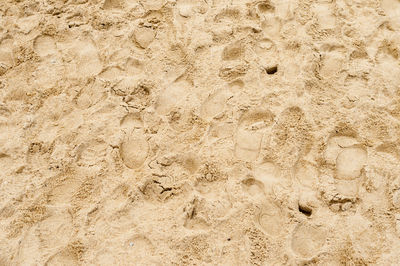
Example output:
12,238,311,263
1,0,400,265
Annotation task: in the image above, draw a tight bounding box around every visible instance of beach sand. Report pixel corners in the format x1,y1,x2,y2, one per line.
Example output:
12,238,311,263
1,0,400,264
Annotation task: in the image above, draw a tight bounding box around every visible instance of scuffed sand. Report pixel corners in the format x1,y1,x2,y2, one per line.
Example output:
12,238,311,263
1,0,400,264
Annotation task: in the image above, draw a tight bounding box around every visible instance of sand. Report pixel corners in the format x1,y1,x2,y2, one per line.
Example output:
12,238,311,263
1,0,400,265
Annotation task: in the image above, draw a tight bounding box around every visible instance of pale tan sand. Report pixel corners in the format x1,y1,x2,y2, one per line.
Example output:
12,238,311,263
1,0,400,265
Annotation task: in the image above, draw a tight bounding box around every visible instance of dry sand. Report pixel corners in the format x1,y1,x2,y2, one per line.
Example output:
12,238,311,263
1,0,400,265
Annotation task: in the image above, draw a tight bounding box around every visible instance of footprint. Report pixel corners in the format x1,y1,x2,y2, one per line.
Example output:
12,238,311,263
270,106,311,168
75,79,107,109
381,0,400,24
325,136,358,164
176,0,208,18
155,81,190,115
256,200,286,237
222,41,244,61
235,108,274,161
294,160,318,189
125,234,155,260
15,227,42,265
319,50,346,78
44,248,79,266
47,177,81,206
167,108,197,132
200,89,232,121
0,39,14,75
241,177,265,200
98,66,124,81
103,0,122,9
76,139,108,167
38,208,73,249
33,35,57,57
335,179,359,198
139,0,164,11
120,112,143,129
59,37,102,78
119,129,149,169
214,8,241,23
291,223,326,258
256,1,275,14
312,2,336,30
253,161,281,194
254,38,278,71
132,27,155,49
335,146,367,180
184,198,210,230
219,64,248,81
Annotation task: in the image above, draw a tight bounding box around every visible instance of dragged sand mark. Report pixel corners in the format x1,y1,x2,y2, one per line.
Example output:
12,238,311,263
291,223,326,258
176,0,208,18
235,108,274,161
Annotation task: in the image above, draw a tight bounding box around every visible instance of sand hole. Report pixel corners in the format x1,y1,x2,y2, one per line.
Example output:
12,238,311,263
298,204,312,216
266,65,278,74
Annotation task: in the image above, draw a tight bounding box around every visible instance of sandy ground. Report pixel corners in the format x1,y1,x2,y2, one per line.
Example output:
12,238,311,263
1,0,400,265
